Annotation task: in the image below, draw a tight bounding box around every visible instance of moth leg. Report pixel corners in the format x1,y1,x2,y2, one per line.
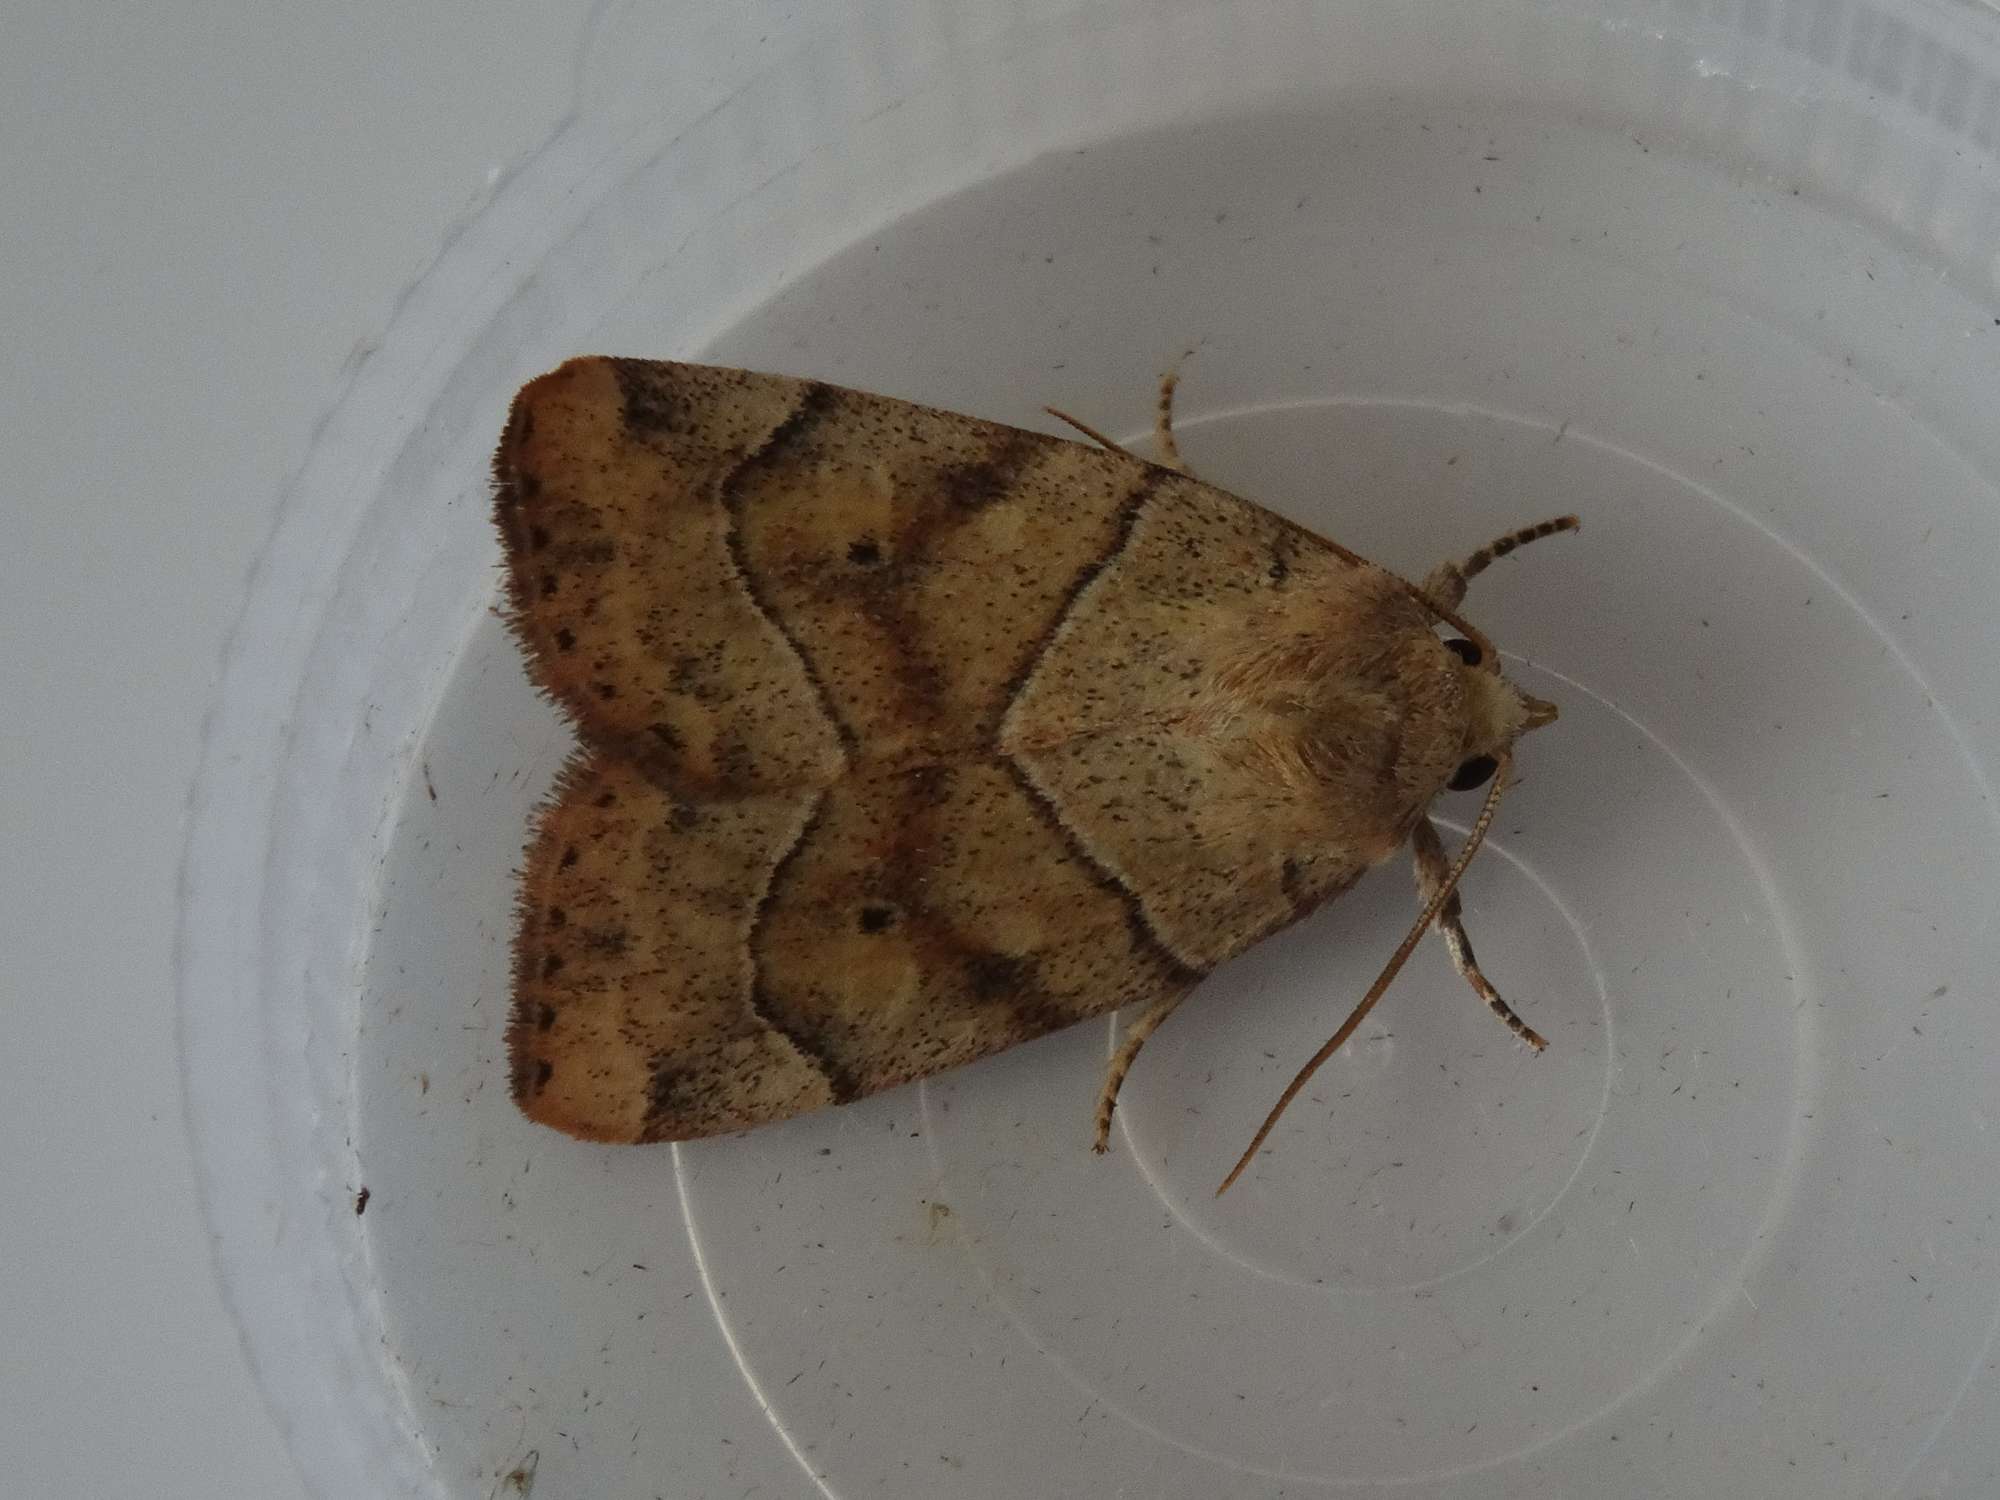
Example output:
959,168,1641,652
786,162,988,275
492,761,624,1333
1045,405,1141,458
1409,817,1548,1050
1092,989,1191,1153
1153,360,1190,474
1422,516,1581,610
1048,354,1197,473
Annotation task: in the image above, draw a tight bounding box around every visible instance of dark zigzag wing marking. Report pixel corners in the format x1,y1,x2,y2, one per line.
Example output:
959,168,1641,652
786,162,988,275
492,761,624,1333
637,784,853,1141
985,464,1167,738
993,465,1206,982
997,755,1206,986
739,786,865,1103
717,380,859,756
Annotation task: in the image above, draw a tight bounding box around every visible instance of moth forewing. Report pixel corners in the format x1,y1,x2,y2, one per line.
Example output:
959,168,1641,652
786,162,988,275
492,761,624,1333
493,355,1575,1174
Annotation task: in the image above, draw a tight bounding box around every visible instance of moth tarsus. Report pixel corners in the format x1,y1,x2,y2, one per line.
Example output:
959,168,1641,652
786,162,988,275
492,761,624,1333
1152,356,1189,473
1056,355,1195,473
1410,815,1549,1052
493,356,1577,1184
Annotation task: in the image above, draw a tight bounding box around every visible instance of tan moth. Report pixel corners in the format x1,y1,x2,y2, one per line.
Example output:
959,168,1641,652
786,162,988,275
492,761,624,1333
493,357,1576,1193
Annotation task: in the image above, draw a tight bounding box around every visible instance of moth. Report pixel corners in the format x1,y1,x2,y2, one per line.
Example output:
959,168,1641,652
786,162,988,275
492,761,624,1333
493,357,1576,1193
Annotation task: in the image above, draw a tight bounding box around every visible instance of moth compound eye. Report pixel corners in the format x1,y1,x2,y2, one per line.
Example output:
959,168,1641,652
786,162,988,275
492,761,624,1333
1444,637,1482,666
1448,754,1498,792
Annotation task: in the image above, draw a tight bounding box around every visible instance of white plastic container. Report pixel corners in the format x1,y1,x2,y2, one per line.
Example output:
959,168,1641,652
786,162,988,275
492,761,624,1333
182,2,2000,1494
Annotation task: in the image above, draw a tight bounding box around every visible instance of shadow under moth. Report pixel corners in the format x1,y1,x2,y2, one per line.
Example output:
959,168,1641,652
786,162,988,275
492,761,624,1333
493,357,1576,1193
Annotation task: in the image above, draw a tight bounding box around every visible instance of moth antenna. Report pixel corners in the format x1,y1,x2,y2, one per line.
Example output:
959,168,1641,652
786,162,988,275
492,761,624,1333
1457,514,1579,585
1216,756,1513,1197
1044,406,1140,459
1092,988,1192,1152
1423,515,1580,614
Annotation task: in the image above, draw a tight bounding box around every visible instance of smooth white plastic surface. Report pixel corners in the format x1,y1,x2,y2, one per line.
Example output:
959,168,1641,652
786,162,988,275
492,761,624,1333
183,2,2000,1495
6,6,586,1497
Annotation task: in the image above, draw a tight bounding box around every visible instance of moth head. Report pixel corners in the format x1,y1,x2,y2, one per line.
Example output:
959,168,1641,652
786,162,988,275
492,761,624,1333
1417,512,1579,794
1218,516,1580,1196
1439,633,1559,794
